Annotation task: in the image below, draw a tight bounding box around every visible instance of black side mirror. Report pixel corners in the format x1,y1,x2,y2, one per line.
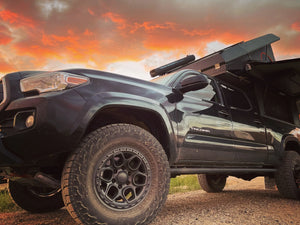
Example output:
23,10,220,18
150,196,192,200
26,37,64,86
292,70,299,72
177,75,209,94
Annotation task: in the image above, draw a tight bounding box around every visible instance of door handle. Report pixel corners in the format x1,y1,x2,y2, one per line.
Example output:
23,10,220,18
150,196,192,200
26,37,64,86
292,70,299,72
218,110,230,117
254,120,263,125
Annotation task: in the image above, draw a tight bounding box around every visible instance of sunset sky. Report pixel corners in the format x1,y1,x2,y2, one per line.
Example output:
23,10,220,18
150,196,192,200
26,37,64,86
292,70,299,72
0,0,299,80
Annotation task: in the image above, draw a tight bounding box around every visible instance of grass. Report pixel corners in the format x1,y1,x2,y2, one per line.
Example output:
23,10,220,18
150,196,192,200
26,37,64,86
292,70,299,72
0,188,20,213
0,175,200,212
169,175,200,194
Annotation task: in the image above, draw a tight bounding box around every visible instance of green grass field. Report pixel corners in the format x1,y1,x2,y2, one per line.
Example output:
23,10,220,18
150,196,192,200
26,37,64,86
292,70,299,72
0,189,20,212
169,175,200,194
0,175,200,212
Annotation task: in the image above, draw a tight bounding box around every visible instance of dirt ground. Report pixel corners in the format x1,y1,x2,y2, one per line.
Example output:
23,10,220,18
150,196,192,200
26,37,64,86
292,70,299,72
1,177,300,225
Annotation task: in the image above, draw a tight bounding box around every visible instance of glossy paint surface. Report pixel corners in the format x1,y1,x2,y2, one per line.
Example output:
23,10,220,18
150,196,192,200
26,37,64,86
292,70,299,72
0,68,299,169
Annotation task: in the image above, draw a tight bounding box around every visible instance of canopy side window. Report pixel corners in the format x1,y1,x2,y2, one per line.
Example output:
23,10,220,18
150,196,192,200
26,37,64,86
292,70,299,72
263,87,294,124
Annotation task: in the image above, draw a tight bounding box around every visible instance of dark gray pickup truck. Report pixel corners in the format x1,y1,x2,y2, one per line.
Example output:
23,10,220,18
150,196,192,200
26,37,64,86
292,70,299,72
0,34,299,225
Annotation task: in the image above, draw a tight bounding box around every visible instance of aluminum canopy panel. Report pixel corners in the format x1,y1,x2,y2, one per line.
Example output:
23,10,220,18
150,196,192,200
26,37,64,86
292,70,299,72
179,34,280,77
221,34,280,62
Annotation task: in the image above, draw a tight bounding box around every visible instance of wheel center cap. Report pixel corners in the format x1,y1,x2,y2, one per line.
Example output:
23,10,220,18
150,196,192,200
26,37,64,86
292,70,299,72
117,171,128,184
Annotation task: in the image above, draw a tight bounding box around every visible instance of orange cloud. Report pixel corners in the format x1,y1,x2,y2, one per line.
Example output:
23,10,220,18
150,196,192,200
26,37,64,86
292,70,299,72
0,60,14,72
0,34,11,45
0,24,12,45
16,30,101,63
84,29,93,36
102,12,127,29
0,0,299,77
181,28,213,37
130,21,176,33
292,22,300,32
88,9,95,16
217,32,245,45
0,9,36,28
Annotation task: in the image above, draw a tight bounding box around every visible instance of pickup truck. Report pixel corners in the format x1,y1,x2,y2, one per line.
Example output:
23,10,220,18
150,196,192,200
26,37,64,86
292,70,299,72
0,34,299,225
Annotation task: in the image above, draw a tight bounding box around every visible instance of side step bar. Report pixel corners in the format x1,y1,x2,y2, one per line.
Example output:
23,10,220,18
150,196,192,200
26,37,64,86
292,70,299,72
170,168,277,176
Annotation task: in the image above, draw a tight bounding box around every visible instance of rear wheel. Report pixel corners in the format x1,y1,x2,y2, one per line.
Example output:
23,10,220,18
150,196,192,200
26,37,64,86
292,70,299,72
275,151,300,199
62,124,170,225
8,180,64,213
264,176,276,190
198,174,227,193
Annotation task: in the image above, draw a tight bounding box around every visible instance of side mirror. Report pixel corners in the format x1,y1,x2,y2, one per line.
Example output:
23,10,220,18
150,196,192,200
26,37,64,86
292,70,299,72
177,75,209,94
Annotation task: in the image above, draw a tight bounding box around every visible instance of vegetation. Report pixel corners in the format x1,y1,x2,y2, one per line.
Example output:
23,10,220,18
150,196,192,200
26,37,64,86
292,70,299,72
0,175,200,213
169,175,200,194
0,188,20,212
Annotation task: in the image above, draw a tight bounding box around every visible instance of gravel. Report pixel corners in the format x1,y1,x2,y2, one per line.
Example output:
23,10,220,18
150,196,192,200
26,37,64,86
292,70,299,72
1,177,300,225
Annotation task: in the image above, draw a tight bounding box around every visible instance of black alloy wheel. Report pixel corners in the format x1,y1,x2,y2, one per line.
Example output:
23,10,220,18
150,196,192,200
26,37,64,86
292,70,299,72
62,124,170,225
94,147,151,210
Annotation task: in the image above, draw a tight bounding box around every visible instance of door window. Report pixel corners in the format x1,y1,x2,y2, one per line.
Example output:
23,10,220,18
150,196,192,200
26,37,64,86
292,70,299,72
221,84,251,110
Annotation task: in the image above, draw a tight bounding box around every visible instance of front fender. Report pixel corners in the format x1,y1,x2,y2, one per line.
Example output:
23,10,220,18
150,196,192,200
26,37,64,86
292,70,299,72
280,132,300,158
76,92,178,164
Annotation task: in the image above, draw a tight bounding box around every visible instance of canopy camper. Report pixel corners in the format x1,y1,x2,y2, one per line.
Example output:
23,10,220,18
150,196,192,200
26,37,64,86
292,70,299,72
150,34,300,127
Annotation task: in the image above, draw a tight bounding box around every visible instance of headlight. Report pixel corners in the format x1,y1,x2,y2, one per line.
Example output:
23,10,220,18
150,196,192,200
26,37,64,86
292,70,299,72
20,72,89,93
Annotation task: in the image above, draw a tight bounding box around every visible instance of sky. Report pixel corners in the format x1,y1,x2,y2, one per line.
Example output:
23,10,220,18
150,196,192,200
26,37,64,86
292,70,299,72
0,0,299,80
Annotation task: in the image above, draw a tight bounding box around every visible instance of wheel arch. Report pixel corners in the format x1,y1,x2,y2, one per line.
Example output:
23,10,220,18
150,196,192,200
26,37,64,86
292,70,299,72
281,135,300,155
83,103,176,163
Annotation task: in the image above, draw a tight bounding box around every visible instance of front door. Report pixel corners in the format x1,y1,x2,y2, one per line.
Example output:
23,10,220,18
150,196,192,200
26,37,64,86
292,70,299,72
175,73,234,165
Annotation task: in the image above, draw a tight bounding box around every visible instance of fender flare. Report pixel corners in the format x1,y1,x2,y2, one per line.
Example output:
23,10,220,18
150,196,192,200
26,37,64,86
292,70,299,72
280,134,300,157
76,92,178,164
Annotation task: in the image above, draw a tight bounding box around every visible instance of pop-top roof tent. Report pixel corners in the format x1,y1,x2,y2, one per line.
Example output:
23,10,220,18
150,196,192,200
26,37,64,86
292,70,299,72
150,34,300,97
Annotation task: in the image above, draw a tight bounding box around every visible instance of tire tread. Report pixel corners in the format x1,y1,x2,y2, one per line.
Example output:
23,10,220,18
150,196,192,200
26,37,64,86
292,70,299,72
62,124,170,225
275,151,300,200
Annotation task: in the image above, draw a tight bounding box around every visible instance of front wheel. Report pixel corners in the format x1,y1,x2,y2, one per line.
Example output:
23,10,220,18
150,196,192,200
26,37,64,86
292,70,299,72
275,151,300,199
198,174,227,193
8,180,64,213
62,124,170,225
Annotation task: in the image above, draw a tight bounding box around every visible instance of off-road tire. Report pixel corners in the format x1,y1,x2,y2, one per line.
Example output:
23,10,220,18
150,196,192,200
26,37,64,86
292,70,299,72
8,180,64,213
275,151,300,199
62,124,170,225
198,174,227,193
264,176,276,190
